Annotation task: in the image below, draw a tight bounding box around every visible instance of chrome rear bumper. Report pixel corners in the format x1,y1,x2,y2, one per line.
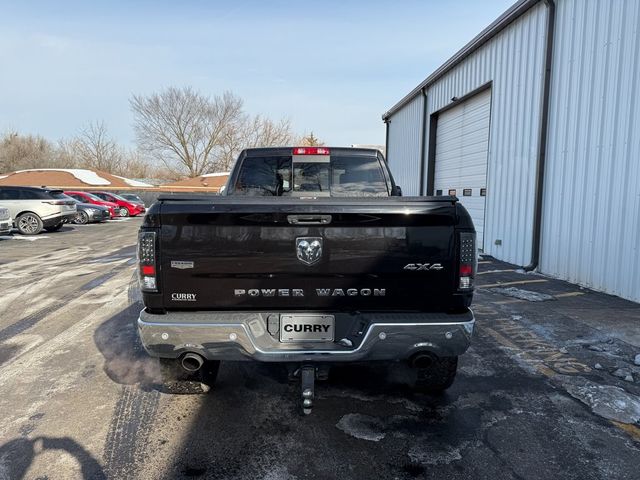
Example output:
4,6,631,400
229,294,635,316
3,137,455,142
138,309,475,362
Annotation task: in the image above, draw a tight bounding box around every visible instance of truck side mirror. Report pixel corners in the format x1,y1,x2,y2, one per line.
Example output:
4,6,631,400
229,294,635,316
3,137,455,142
391,185,402,196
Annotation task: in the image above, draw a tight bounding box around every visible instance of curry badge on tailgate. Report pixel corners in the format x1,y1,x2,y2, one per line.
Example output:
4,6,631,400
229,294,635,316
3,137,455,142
171,293,197,301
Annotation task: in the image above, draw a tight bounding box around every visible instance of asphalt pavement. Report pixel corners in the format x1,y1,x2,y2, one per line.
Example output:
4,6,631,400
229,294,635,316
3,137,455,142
0,218,639,480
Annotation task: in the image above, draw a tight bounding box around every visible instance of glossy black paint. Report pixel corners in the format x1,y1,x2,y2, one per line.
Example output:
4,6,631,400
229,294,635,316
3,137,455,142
141,197,474,313
141,147,475,314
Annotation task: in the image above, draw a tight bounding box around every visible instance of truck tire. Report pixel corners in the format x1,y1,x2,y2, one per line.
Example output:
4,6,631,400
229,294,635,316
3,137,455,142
158,358,220,394
414,356,458,394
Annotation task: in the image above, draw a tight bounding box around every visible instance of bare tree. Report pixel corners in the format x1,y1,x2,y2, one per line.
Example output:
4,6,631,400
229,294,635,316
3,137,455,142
55,138,82,168
297,131,324,147
148,165,183,181
119,149,150,179
74,121,123,172
0,132,58,172
1,128,155,179
244,116,295,147
131,87,244,177
216,116,295,171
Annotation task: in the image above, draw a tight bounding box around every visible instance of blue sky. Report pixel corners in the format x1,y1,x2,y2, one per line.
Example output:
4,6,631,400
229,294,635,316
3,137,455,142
0,0,513,147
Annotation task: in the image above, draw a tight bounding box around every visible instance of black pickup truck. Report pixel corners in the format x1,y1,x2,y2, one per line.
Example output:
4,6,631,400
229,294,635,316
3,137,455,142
137,147,476,412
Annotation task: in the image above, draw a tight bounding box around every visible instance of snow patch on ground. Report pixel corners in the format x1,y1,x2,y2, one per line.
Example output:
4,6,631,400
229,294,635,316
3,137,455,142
336,413,386,441
490,286,555,302
387,398,423,412
407,442,465,465
458,351,497,377
112,175,153,187
556,375,640,424
15,168,111,185
322,389,423,412
0,235,50,241
452,392,490,409
261,466,296,480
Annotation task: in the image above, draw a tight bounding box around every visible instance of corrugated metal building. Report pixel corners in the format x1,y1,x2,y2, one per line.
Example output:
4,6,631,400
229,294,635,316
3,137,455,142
382,0,640,303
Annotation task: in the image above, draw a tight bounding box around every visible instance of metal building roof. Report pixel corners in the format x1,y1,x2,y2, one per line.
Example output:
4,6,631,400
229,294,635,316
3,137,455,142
382,0,541,120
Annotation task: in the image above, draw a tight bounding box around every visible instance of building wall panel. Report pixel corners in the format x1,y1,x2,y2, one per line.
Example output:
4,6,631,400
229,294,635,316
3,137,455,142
426,3,547,265
541,0,640,302
385,94,424,196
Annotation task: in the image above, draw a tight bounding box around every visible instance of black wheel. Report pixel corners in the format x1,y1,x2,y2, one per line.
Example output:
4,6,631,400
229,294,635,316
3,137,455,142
158,358,220,394
44,223,64,232
119,207,130,217
16,213,43,235
73,211,89,224
413,356,458,394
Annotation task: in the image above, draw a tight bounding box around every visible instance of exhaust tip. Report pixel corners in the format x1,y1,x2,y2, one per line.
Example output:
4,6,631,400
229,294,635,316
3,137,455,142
410,352,436,369
181,353,204,372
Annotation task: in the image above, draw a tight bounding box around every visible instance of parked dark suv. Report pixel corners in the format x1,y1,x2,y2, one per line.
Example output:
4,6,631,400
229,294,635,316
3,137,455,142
0,186,77,235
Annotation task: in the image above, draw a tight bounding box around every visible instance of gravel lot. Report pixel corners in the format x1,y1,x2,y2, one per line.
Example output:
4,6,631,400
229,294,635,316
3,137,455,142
0,218,639,479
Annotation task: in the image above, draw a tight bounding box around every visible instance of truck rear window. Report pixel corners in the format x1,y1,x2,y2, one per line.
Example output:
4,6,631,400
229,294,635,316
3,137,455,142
233,155,388,197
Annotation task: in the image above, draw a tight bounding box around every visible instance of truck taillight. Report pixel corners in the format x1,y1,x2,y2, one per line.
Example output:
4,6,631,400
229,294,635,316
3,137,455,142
292,147,330,155
138,231,158,292
459,232,476,290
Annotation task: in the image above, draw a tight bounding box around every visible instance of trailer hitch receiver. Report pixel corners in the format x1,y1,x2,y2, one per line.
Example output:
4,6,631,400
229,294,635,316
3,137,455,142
300,365,315,415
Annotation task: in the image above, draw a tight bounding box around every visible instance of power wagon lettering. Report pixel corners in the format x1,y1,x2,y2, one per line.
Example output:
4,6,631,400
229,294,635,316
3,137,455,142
234,288,386,297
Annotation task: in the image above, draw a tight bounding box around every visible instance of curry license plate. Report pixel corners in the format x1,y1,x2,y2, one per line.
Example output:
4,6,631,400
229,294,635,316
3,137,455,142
279,314,335,343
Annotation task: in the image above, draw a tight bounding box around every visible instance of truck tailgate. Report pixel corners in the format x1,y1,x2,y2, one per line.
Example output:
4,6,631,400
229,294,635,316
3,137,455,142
157,198,458,311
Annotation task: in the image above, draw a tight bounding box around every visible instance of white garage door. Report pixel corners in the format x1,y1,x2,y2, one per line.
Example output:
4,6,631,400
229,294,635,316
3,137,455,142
434,88,491,250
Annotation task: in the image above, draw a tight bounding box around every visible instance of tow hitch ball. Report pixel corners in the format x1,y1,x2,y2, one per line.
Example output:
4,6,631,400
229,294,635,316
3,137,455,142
301,366,315,415
291,364,329,414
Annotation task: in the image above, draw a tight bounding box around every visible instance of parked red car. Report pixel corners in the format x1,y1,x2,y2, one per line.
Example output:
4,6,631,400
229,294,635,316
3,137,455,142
89,191,145,217
64,191,119,218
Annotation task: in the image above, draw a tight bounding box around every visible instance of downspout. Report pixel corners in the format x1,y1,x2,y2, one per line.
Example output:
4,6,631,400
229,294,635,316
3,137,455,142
418,88,428,195
384,119,390,162
523,0,555,271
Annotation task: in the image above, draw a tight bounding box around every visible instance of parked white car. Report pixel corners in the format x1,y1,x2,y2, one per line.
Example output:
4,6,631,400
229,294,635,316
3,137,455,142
0,186,77,235
0,206,12,235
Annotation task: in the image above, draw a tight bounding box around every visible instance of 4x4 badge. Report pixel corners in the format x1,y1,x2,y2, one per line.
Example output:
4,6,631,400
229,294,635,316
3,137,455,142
296,237,323,266
404,263,444,271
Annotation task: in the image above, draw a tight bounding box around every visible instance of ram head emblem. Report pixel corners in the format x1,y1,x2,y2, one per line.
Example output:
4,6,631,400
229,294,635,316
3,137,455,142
296,237,323,266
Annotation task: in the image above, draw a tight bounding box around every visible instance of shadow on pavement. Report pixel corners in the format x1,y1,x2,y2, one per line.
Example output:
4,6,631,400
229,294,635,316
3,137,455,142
0,436,106,480
0,343,21,367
